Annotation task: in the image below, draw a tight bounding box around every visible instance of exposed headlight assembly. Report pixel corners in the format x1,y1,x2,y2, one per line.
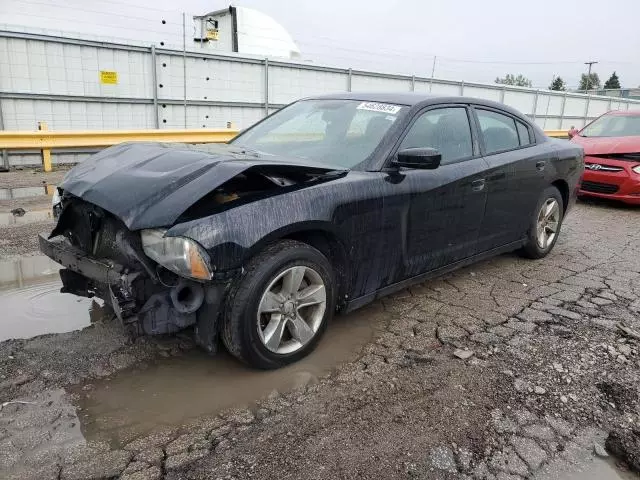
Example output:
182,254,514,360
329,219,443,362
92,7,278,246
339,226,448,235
141,229,213,280
632,165,640,174
52,187,62,220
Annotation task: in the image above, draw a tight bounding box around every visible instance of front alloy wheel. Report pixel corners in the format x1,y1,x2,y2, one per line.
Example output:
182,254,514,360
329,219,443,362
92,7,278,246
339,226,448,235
222,240,334,369
257,266,327,354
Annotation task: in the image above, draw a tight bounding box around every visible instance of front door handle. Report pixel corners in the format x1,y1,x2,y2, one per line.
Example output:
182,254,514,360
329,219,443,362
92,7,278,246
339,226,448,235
471,178,486,192
536,160,546,171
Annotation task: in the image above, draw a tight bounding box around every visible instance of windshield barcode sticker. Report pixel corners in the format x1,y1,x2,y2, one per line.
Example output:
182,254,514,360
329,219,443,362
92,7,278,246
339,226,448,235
357,102,402,114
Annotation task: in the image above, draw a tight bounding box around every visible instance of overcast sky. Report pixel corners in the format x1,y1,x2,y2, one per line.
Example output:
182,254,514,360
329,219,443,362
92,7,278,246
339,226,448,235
2,0,639,89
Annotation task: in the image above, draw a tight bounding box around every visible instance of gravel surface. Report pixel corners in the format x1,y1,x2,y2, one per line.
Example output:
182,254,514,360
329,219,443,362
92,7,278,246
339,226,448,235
1,198,639,479
0,222,55,258
0,167,69,189
0,195,55,214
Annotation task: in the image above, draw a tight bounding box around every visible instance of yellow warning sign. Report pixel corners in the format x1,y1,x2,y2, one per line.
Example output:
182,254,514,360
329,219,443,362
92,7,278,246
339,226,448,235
206,28,219,41
100,71,118,84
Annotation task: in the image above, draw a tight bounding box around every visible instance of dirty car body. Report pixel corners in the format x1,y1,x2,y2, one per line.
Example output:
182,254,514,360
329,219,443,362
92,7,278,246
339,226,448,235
40,93,584,368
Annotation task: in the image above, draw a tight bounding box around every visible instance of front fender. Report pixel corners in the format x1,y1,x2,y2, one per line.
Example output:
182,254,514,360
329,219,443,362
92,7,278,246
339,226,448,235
165,185,349,271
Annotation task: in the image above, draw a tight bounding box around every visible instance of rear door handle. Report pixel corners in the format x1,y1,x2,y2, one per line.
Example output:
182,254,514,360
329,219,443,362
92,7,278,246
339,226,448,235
536,160,546,171
471,178,485,192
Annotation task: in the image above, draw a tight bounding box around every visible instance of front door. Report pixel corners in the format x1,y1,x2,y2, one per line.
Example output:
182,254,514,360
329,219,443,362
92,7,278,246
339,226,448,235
381,105,489,281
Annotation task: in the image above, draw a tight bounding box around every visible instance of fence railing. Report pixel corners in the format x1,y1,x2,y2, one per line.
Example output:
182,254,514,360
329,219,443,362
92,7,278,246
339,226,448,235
0,126,568,172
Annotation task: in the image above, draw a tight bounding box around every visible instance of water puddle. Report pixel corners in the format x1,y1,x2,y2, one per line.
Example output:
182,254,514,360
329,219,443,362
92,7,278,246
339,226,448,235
555,456,635,480
75,303,388,445
0,185,56,200
0,209,53,226
0,255,98,341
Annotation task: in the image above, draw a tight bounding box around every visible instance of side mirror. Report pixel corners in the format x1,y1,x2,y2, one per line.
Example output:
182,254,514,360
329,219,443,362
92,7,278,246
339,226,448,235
394,148,442,170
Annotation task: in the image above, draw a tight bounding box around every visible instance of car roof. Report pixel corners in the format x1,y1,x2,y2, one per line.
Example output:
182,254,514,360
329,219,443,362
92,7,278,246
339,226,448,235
304,92,530,119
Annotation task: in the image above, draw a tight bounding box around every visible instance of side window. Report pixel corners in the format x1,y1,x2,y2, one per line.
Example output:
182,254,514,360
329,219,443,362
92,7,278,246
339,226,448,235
399,107,473,165
476,109,520,154
516,120,533,146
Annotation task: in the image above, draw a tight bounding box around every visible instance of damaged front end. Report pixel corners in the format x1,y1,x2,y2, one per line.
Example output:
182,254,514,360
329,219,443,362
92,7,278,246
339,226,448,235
40,196,228,351
40,142,347,352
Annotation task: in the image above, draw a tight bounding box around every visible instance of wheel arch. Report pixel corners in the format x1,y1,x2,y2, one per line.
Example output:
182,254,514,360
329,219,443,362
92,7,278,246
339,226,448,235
551,178,569,213
247,222,352,310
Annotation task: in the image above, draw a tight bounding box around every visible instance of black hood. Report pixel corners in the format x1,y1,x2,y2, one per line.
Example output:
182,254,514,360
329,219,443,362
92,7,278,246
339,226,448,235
60,142,339,230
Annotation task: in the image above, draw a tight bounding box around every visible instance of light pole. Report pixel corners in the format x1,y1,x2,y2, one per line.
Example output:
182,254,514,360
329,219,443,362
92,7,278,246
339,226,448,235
584,61,598,92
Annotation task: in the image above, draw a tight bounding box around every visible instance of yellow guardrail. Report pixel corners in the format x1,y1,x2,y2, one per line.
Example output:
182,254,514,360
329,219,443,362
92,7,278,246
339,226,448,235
0,122,239,172
0,124,568,172
544,130,570,138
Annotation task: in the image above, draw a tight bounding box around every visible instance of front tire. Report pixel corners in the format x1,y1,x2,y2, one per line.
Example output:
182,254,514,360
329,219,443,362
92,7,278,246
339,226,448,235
520,186,564,259
222,240,335,369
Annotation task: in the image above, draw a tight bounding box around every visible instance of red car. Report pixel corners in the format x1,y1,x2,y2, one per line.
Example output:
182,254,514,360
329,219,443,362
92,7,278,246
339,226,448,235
570,110,640,204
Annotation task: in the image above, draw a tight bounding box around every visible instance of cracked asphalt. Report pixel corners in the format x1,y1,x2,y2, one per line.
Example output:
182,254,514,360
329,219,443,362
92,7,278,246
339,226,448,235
1,178,640,479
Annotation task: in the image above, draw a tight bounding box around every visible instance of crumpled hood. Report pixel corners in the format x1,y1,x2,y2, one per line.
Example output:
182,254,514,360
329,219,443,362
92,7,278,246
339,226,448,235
571,135,640,155
60,142,338,230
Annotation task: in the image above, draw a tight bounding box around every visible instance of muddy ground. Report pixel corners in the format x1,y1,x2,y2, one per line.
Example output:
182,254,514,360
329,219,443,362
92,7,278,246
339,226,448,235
1,168,640,479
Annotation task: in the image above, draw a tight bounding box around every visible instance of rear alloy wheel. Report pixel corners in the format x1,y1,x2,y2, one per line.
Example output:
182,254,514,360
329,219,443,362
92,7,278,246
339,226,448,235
520,186,564,259
222,240,334,369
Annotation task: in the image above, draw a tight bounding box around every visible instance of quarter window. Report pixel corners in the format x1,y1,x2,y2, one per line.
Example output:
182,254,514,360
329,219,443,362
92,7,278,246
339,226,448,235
476,109,520,154
516,120,533,146
399,107,473,165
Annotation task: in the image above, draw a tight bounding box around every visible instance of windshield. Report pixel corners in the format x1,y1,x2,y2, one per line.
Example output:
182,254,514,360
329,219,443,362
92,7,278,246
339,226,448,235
580,114,640,138
231,99,408,168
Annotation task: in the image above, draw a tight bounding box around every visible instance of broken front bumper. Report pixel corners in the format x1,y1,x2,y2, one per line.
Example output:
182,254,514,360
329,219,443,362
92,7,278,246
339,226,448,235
39,233,228,351
38,233,140,320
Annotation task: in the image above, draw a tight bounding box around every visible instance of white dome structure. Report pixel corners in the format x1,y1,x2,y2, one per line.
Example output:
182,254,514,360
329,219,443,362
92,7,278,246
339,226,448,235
194,6,301,59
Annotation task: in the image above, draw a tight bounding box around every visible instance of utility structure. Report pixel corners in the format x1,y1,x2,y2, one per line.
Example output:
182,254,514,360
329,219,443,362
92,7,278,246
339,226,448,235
584,61,598,91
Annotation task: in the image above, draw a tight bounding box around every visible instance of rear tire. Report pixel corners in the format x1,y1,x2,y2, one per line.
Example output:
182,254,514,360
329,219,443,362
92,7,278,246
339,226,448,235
520,186,564,259
222,240,335,369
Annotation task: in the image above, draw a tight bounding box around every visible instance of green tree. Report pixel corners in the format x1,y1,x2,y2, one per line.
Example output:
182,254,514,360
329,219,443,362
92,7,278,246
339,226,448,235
603,71,621,89
495,74,533,87
549,76,566,91
579,72,600,90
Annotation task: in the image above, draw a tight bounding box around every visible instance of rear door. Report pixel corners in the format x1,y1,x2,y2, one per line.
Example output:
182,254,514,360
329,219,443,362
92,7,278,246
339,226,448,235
472,107,549,252
381,105,489,280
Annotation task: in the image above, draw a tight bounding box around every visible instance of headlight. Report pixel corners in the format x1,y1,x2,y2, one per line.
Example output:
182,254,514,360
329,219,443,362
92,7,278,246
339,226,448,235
141,229,213,280
633,165,640,174
52,188,62,220
52,188,61,206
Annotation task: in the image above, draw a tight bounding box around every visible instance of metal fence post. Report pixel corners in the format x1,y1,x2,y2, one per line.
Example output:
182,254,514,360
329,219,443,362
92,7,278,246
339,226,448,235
347,68,352,92
531,90,539,122
182,12,187,128
0,99,8,170
500,85,506,103
583,95,591,127
150,45,159,129
264,58,270,116
559,91,567,129
542,94,551,129
411,75,415,92
459,81,464,96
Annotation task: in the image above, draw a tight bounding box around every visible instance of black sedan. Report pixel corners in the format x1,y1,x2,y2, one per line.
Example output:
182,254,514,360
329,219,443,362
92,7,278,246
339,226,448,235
40,93,584,369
